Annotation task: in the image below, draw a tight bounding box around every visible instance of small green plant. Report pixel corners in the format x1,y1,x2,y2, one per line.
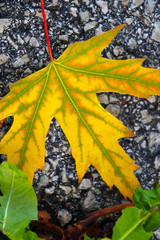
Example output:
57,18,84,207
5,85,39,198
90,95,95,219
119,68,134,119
0,162,42,240
0,164,159,240
83,233,108,240
83,186,160,240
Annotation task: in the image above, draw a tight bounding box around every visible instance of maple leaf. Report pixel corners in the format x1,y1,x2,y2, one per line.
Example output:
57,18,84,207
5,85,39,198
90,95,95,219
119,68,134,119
0,25,160,199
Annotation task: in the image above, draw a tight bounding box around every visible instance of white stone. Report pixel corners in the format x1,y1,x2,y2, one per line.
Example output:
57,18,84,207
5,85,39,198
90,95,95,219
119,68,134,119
154,155,160,170
59,34,68,42
73,27,79,34
24,19,29,24
35,10,50,20
113,46,124,56
148,132,160,153
78,179,91,190
95,25,103,35
98,93,109,105
79,11,90,22
25,35,30,43
29,37,40,47
48,0,58,7
141,110,155,124
128,38,137,49
24,10,30,16
143,33,148,39
45,185,55,194
137,28,141,36
113,0,118,8
84,21,96,32
148,95,156,103
109,95,118,102
0,19,12,34
60,186,71,194
145,0,156,13
24,68,32,74
157,122,160,132
106,104,120,117
43,162,50,172
62,167,68,183
151,22,160,43
17,35,24,44
121,0,129,6
13,54,30,67
48,158,59,169
96,0,108,14
126,18,133,25
70,7,77,17
82,0,89,4
153,228,160,240
38,175,49,187
72,0,79,5
52,175,59,181
0,54,9,65
141,140,146,148
7,36,18,49
131,0,144,9
57,209,72,226
106,52,112,59
83,191,99,211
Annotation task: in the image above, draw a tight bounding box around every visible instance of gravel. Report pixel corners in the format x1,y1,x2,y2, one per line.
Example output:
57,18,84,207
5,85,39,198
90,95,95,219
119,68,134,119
0,0,160,239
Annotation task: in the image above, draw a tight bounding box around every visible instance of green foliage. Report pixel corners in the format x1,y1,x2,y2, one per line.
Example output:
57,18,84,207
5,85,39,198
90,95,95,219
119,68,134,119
83,233,95,240
133,186,160,210
111,207,153,240
84,187,160,240
23,230,43,240
0,162,42,240
83,233,109,240
0,163,159,240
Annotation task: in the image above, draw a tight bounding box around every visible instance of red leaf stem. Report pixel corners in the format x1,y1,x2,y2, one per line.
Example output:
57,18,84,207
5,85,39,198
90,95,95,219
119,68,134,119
40,0,54,62
75,202,134,229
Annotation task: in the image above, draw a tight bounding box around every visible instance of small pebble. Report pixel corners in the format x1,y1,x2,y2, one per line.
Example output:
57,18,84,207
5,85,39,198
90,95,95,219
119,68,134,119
45,185,55,194
0,54,9,65
151,22,160,43
0,18,12,34
57,209,72,226
154,155,160,170
29,37,40,47
84,21,96,32
13,54,30,67
106,104,120,117
96,0,108,14
131,0,144,9
78,179,92,190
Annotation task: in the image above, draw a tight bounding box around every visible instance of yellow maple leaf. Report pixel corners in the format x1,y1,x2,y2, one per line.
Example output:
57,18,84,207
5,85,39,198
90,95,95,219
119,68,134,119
0,25,160,199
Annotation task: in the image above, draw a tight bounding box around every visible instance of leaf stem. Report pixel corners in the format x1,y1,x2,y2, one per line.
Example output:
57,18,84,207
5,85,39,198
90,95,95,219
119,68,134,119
75,202,134,229
40,0,54,62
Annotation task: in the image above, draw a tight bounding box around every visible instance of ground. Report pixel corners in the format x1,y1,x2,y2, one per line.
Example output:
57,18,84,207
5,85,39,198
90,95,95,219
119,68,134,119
0,0,160,239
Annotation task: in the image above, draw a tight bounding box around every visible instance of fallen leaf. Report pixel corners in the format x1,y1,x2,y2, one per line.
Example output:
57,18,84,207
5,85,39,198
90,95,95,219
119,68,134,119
0,25,160,199
38,210,51,221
